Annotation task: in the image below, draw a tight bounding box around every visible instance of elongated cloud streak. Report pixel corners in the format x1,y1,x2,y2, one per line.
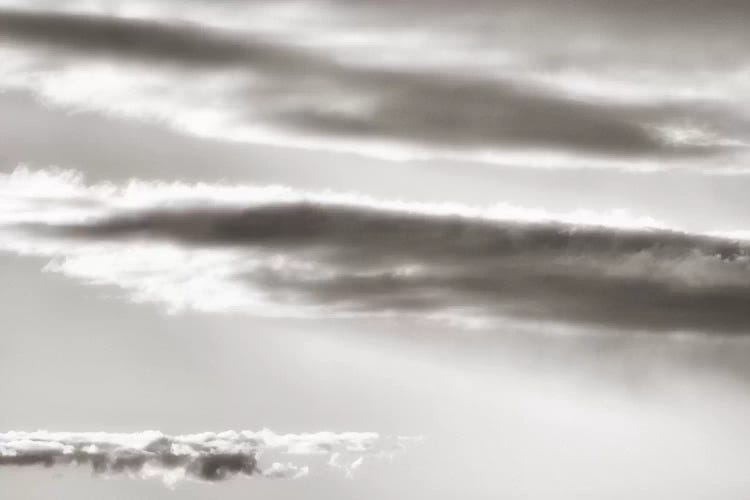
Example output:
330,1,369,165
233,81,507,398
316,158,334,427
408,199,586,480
0,1,749,171
2,167,749,334
0,430,411,486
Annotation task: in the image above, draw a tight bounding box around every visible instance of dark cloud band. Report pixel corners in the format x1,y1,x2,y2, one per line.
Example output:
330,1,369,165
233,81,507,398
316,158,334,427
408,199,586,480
2,6,746,163
26,200,750,334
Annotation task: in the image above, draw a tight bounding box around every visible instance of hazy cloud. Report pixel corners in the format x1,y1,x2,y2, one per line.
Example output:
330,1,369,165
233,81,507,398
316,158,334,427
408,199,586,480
0,2,749,170
0,9,665,155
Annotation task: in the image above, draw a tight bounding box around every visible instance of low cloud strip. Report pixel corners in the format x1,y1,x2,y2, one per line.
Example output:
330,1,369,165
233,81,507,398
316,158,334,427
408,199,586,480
0,430,411,485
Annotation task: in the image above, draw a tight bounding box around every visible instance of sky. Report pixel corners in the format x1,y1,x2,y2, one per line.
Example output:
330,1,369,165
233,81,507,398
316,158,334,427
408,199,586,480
1,1,750,499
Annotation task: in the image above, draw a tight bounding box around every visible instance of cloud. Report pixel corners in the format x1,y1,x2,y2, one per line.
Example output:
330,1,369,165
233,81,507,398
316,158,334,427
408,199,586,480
0,429,411,486
2,167,750,334
0,8,319,70
44,204,750,334
1,3,749,170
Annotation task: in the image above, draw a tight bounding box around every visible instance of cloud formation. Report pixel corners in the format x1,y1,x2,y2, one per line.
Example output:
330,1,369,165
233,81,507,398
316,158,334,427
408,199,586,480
2,167,749,334
0,430,410,486
0,1,749,170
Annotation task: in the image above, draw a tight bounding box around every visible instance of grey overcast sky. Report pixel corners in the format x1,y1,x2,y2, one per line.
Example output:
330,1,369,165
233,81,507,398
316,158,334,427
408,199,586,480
2,1,750,499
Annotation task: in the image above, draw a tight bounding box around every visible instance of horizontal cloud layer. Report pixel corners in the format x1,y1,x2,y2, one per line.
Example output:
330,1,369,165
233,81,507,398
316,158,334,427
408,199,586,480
0,1,749,171
2,167,749,334
0,429,410,486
